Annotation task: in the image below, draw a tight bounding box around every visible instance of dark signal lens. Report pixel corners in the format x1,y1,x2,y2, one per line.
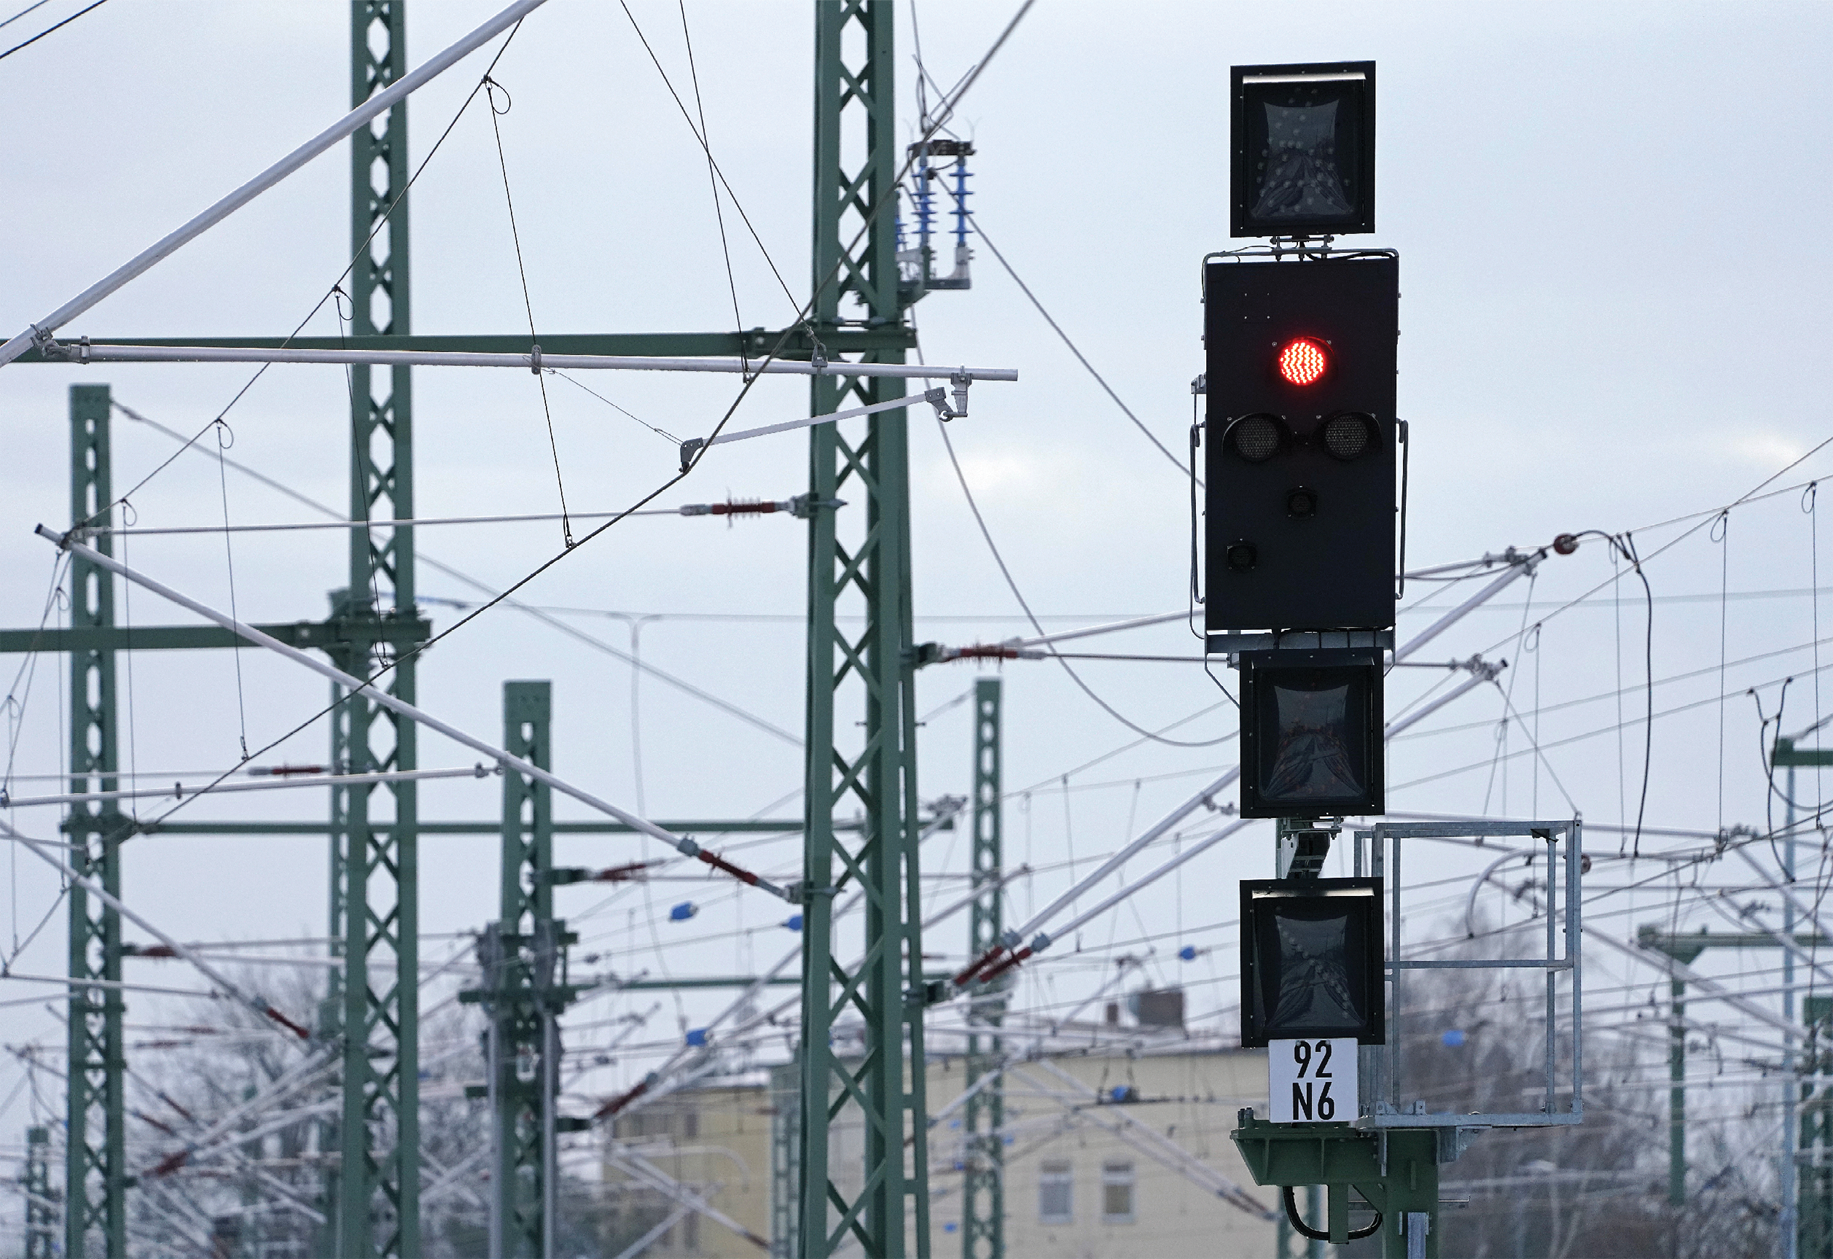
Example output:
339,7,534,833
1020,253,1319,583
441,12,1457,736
1229,414,1284,462
1276,337,1329,387
1321,412,1375,461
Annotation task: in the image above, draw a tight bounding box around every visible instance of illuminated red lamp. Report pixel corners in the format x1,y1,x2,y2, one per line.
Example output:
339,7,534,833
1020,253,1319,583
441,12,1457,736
1276,336,1329,387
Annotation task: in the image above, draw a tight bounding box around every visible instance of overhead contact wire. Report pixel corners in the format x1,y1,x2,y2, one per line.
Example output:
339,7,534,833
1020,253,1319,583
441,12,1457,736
483,74,574,547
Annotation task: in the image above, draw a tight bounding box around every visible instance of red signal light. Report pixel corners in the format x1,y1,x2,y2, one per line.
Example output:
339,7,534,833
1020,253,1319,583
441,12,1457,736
1276,337,1329,387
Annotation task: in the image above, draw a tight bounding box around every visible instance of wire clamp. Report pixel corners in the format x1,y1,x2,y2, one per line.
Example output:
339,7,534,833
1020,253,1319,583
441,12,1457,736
788,494,846,519
678,437,706,473
929,374,972,421
528,343,542,374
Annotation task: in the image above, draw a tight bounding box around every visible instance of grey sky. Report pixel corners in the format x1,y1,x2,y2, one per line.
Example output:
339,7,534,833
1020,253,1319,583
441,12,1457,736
1,0,1829,1170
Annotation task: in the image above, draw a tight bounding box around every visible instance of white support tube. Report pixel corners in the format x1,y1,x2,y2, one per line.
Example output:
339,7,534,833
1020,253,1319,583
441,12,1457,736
1031,820,1254,952
992,596,1519,968
1009,771,1239,949
0,817,317,1039
42,342,1019,382
696,388,940,451
1023,1079,1270,1219
926,962,1140,1130
0,763,490,809
112,398,805,747
100,507,681,535
1018,610,1189,650
607,1149,770,1251
1731,845,1833,984
607,809,991,1122
0,0,549,369
1385,667,1501,740
0,972,222,1000
1593,926,1800,1041
1393,554,1540,663
36,527,792,901
1025,1059,1273,1218
613,1205,694,1259
1736,844,1833,943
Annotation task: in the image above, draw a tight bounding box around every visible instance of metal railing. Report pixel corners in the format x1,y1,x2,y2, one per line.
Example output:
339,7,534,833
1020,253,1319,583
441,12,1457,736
1355,819,1584,1134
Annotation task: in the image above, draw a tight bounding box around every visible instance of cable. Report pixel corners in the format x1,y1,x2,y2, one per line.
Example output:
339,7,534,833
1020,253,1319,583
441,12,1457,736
114,399,800,746
80,20,532,531
615,0,807,331
212,421,250,758
932,413,1226,748
549,370,680,444
970,213,1192,481
0,0,51,32
1559,530,1655,856
0,0,106,62
482,73,575,547
1283,1185,1381,1242
675,0,745,366
139,0,1043,793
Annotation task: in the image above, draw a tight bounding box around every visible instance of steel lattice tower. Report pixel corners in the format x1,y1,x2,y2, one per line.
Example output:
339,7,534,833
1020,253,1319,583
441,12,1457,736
961,678,1005,1259
796,3,931,1254
64,382,128,1259
326,5,423,1253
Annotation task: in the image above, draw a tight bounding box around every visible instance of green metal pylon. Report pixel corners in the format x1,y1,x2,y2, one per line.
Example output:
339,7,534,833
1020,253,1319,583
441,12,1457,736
469,681,573,1258
770,1059,802,1257
64,382,127,1259
1804,995,1833,1258
1638,929,1705,1209
326,4,421,1255
961,678,1004,1259
25,1125,57,1259
796,3,930,1255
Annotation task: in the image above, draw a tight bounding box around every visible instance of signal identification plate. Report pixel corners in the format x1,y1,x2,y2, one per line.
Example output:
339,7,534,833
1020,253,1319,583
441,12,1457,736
1268,1037,1358,1124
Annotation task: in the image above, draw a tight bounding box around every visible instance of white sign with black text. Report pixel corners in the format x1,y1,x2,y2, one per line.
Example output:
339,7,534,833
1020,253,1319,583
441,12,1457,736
1268,1037,1358,1124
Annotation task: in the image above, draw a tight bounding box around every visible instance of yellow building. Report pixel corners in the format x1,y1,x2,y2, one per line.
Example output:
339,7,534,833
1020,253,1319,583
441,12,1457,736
603,1038,1278,1258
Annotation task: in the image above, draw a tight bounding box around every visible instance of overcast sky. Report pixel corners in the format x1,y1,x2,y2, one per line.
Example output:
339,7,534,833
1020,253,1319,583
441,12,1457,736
2,0,1832,1166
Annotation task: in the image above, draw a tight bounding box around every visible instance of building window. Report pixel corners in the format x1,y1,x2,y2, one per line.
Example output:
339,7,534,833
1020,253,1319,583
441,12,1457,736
1039,1159,1073,1224
1101,1160,1136,1224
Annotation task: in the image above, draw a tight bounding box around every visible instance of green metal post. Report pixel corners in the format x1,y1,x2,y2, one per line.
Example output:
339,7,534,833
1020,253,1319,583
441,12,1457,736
1636,931,1705,1210
64,382,127,1259
25,1125,56,1259
1791,762,1802,1259
486,680,560,1258
1804,996,1833,1258
329,4,420,1255
961,678,1004,1259
1669,976,1687,1208
798,3,929,1255
771,1059,801,1257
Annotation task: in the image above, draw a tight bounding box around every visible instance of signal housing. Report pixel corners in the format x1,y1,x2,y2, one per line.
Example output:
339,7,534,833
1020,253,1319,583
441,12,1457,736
1204,255,1399,634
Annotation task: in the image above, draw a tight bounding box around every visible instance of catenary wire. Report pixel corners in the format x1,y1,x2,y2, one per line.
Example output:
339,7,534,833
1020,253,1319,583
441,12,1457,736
0,0,105,62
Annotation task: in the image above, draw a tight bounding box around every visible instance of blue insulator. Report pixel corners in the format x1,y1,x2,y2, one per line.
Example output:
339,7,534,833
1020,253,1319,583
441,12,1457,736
1178,945,1198,961
686,1028,708,1047
914,151,935,250
952,160,973,246
784,913,804,932
669,901,697,922
1442,1029,1466,1047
